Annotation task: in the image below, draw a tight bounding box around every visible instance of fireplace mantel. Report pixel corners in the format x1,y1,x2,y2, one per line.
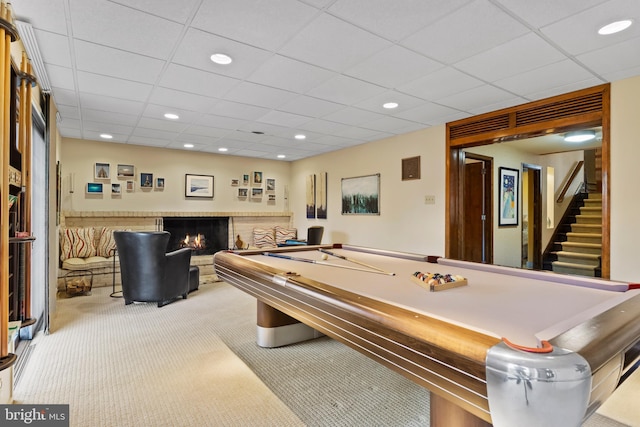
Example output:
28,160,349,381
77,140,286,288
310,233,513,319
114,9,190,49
60,211,294,254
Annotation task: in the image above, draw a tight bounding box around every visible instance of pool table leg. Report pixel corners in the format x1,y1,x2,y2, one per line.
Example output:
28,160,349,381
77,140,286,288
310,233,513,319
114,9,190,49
430,393,491,427
256,301,324,348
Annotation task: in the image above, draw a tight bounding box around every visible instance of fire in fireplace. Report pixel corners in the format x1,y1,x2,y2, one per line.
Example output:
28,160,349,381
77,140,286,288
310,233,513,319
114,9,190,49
163,217,229,256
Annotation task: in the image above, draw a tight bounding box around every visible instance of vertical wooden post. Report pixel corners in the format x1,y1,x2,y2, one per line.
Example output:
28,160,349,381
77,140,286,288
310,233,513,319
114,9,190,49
0,0,9,358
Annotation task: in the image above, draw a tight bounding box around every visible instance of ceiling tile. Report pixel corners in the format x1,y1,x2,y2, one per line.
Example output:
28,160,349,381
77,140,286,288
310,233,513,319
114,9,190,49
454,33,566,82
401,0,530,65
191,0,318,51
344,45,444,88
109,0,201,24
148,87,218,112
353,90,428,115
307,75,386,105
493,59,599,97
524,77,604,101
576,36,640,78
74,40,165,84
397,67,484,101
223,82,298,109
393,102,462,125
322,107,386,126
436,84,517,112
142,104,201,124
46,65,75,91
68,0,183,59
493,0,607,28
79,93,145,116
540,0,640,56
328,0,473,41
137,117,190,133
257,111,312,127
277,96,346,118
180,125,231,139
247,55,335,92
12,0,68,35
81,108,139,126
158,64,241,98
279,14,392,72
208,100,270,121
192,113,248,131
76,71,153,101
359,116,423,133
171,28,273,80
36,30,72,68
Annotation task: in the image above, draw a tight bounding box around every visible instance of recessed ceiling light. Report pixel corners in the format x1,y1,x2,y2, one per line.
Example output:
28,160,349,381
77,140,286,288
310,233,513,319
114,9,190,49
383,102,399,109
100,133,113,139
218,147,228,152
164,113,179,120
210,53,232,65
564,130,596,143
183,143,194,148
294,134,306,140
598,19,633,35
277,154,286,159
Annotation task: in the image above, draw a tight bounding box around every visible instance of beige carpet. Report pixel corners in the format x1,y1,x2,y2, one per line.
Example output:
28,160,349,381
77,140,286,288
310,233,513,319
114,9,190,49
13,281,637,426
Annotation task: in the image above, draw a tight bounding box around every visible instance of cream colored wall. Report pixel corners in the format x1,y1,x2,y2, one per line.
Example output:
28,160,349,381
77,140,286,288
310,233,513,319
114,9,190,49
61,138,292,214
610,75,640,282
290,126,446,256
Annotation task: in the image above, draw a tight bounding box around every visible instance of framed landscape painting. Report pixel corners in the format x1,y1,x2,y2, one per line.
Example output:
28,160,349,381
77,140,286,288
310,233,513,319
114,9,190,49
185,174,214,198
341,173,380,215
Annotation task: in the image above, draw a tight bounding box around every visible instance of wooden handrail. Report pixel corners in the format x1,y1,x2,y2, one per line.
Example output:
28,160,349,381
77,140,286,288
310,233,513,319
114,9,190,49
556,161,584,203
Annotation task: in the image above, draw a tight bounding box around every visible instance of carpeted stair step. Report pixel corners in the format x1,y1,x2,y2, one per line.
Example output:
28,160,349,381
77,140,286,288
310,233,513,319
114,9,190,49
552,261,598,277
571,223,602,234
579,206,602,215
559,241,602,255
565,232,602,244
554,251,600,266
583,198,602,207
575,214,602,224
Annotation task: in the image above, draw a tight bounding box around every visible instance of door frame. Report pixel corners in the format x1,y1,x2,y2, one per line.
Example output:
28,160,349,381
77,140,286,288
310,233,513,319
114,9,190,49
446,84,610,278
462,152,493,264
522,163,542,269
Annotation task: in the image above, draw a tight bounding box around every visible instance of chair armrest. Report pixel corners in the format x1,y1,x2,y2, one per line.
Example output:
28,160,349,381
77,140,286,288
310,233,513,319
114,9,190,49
164,248,192,293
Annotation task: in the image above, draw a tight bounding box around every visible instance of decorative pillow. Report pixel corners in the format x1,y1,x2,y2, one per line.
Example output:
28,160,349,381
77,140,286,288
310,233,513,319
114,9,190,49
275,226,297,245
60,227,97,261
95,227,117,257
253,227,276,248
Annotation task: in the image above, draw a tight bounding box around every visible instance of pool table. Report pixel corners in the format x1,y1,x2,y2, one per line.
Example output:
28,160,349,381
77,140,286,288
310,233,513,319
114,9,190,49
213,244,640,427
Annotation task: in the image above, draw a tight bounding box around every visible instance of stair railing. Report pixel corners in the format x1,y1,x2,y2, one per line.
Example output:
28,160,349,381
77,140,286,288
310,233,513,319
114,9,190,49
556,161,584,203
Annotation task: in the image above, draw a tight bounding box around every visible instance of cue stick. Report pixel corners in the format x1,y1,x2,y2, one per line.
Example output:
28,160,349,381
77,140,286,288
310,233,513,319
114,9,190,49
318,248,395,276
262,252,395,276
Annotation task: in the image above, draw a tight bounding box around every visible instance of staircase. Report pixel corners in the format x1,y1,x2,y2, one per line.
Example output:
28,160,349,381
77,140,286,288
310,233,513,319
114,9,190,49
549,193,602,277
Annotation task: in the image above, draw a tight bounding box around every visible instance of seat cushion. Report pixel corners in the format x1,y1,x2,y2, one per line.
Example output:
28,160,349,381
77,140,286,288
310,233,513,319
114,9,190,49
60,227,97,261
275,226,297,245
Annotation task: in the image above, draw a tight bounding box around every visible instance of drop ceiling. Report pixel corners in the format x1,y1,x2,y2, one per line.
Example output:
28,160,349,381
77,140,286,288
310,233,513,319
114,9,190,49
10,0,640,161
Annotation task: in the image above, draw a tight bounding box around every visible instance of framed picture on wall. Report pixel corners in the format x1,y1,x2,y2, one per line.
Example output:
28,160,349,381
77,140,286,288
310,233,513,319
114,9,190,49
242,174,249,186
140,173,153,188
266,178,275,191
252,171,263,185
306,174,316,219
341,173,380,215
185,174,214,198
111,183,121,195
499,167,519,226
95,163,110,179
86,182,103,194
126,180,135,192
156,178,165,189
117,164,134,178
317,172,327,219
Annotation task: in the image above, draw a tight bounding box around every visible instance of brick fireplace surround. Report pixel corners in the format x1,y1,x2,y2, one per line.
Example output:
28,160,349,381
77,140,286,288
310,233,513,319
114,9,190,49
60,211,293,287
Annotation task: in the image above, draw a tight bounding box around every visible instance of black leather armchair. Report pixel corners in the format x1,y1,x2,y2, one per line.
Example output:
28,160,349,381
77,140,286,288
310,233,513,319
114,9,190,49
113,231,192,307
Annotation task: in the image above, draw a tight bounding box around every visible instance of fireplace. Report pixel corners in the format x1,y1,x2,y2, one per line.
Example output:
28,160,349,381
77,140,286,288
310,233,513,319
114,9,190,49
163,217,229,256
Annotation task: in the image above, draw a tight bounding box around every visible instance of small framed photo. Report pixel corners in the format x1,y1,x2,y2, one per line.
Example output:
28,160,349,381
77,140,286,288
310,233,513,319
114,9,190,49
266,178,275,191
231,179,239,186
140,173,153,188
111,183,121,195
251,187,263,198
156,178,165,189
242,174,250,186
238,188,248,198
95,163,110,179
117,164,134,178
402,156,421,181
268,194,276,202
252,171,263,185
126,180,135,192
185,174,214,198
87,182,103,194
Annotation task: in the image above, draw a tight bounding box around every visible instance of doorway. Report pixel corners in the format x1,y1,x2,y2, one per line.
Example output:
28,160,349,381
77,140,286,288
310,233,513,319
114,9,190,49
521,164,542,270
462,153,492,264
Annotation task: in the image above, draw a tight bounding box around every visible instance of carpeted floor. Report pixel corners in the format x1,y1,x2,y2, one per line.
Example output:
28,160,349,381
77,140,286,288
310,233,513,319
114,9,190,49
13,281,637,426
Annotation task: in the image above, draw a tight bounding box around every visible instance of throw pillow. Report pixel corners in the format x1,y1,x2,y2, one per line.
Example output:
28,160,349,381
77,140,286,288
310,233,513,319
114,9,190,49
95,227,117,257
253,227,276,248
274,226,297,245
60,227,97,261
